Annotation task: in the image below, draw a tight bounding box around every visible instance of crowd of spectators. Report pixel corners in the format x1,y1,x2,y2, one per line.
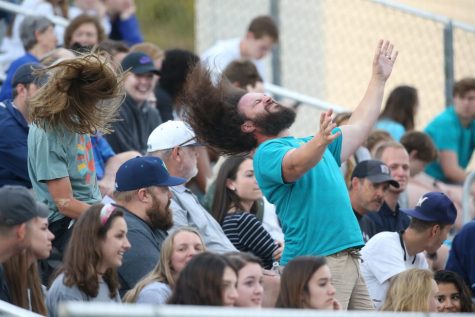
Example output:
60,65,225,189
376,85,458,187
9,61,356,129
0,2,474,316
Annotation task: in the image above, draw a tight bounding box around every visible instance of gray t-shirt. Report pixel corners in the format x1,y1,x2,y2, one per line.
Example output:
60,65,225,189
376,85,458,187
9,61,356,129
136,281,171,304
46,273,120,317
28,124,101,222
169,185,236,253
118,207,167,295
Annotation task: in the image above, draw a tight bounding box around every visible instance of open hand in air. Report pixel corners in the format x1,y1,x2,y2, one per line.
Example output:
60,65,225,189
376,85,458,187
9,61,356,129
373,40,398,81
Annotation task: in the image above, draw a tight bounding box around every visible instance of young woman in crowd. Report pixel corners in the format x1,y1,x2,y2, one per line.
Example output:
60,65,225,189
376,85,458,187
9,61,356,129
381,268,439,312
46,204,130,317
226,252,264,308
275,256,340,310
123,227,205,304
434,270,474,313
167,252,238,306
3,216,54,315
375,85,419,141
211,156,283,269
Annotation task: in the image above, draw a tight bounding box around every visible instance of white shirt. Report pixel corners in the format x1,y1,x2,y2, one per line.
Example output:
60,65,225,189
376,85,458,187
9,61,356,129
360,231,428,309
200,37,266,82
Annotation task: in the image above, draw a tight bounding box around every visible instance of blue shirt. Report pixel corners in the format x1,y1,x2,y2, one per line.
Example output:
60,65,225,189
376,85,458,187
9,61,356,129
375,118,405,141
91,135,115,180
366,202,410,236
0,53,39,101
445,221,475,298
253,129,364,265
424,106,475,182
0,99,31,187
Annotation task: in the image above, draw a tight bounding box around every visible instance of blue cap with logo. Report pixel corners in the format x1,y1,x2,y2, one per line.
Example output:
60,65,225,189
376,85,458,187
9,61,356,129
121,52,161,75
115,156,186,192
401,192,457,224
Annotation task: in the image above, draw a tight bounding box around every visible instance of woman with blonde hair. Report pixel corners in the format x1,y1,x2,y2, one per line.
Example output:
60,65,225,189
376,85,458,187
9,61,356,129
123,227,205,304
381,268,439,312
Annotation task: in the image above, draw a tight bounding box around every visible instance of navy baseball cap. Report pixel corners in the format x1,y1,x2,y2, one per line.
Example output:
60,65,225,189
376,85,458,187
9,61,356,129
12,63,48,87
351,159,399,188
401,192,457,224
115,156,186,192
121,52,160,75
0,186,49,227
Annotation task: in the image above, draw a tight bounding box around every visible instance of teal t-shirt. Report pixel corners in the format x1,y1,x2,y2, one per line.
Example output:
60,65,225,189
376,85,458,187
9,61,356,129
424,106,475,182
253,129,364,265
28,124,101,222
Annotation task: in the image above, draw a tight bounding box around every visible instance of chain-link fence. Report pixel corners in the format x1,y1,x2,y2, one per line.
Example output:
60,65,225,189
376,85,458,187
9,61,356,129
195,0,475,138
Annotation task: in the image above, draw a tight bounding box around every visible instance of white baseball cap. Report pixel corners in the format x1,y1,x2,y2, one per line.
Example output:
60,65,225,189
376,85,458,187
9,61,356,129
147,120,198,152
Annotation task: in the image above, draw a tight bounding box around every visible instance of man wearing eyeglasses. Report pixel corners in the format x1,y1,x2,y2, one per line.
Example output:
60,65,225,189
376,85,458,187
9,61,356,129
146,120,237,254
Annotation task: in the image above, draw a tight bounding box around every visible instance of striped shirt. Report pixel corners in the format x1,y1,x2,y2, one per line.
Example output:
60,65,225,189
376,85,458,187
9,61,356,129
222,211,278,269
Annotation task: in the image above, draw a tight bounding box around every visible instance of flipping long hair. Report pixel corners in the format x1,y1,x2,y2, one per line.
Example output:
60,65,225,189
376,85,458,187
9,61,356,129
181,64,257,155
29,52,125,135
123,227,206,303
57,204,125,299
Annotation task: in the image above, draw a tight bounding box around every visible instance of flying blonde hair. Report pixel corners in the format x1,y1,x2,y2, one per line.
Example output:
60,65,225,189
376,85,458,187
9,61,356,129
29,52,125,135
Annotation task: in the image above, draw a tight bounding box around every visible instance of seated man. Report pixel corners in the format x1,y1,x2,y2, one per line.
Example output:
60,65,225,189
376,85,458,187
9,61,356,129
0,63,45,188
106,52,162,154
201,15,278,81
424,77,475,185
349,160,398,241
114,156,186,294
361,192,456,309
366,141,411,235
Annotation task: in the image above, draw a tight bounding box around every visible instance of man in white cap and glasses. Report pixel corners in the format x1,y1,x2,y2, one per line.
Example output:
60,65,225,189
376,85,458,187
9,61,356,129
147,120,237,253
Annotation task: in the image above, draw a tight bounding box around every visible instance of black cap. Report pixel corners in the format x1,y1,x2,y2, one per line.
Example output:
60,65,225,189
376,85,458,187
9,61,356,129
351,160,399,188
12,63,48,87
121,52,161,75
0,186,49,227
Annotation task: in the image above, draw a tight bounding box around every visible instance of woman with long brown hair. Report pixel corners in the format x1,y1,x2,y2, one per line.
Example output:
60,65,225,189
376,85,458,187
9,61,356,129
3,216,54,315
46,204,130,317
211,155,283,269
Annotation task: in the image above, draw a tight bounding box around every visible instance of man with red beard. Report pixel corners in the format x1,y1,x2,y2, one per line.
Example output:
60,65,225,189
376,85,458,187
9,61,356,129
349,160,399,242
367,141,411,235
113,156,185,295
183,40,398,310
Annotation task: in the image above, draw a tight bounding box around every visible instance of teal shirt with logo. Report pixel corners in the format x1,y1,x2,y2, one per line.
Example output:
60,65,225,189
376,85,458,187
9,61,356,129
253,129,364,265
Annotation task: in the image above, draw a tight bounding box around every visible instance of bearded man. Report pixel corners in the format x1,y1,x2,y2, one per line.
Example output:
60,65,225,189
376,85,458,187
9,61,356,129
183,40,398,310
113,156,186,295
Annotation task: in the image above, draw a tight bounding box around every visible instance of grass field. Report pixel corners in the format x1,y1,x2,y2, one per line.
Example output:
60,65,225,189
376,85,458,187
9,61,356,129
136,0,195,52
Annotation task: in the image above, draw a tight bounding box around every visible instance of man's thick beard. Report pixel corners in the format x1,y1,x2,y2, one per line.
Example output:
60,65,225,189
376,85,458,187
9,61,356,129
252,105,296,136
146,196,173,231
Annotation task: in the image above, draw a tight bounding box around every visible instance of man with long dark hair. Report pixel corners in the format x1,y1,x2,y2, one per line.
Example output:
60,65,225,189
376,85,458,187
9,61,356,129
183,40,398,310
